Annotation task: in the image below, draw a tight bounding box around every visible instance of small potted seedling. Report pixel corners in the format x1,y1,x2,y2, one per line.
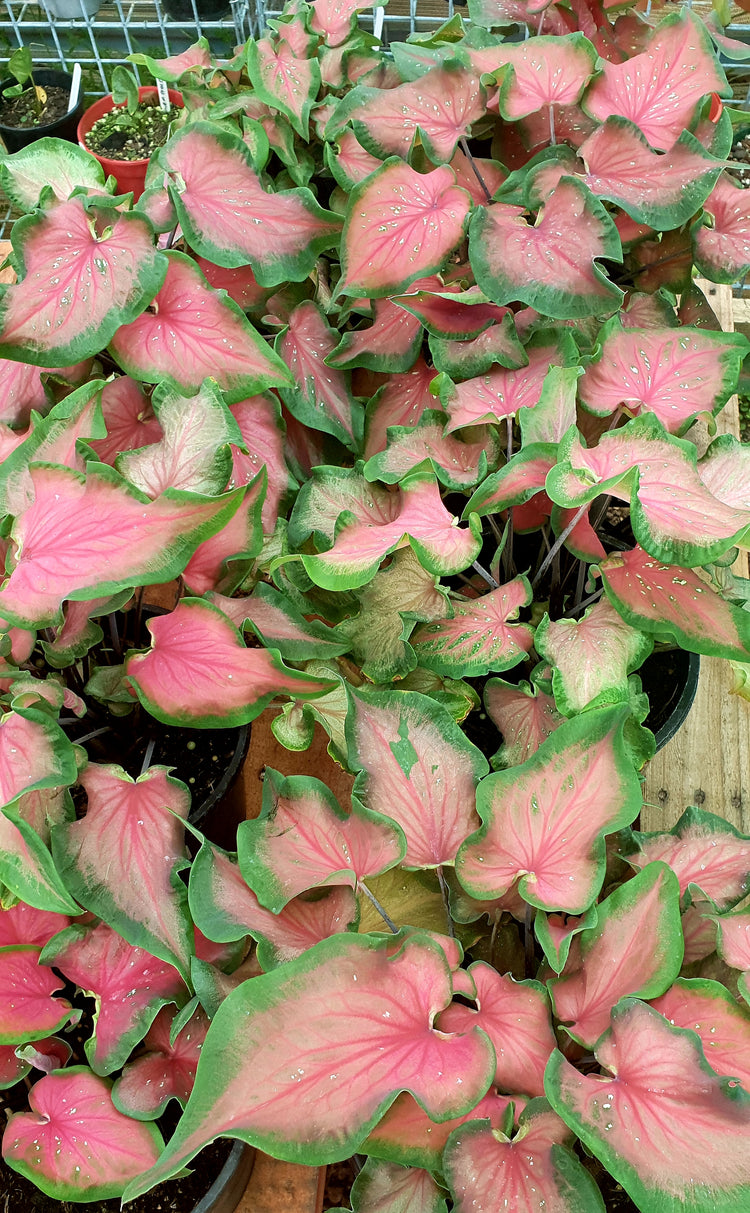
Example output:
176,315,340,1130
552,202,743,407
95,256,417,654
0,48,84,152
77,65,182,198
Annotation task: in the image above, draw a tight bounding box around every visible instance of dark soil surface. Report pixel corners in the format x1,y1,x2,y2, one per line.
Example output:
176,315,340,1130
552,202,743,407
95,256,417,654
0,85,69,129
729,132,750,189
323,1156,360,1209
84,101,179,161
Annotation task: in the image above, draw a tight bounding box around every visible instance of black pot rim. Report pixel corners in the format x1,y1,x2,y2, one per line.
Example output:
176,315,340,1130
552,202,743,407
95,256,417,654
0,69,83,136
192,1141,255,1213
653,649,700,753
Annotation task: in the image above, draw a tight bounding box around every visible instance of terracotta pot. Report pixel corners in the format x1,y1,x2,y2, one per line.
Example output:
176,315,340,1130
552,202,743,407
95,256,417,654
77,86,182,200
234,1151,325,1213
0,69,85,153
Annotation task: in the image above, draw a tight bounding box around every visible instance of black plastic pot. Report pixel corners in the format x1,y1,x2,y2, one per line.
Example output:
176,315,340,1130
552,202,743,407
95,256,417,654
193,1141,255,1213
640,648,701,753
164,0,230,18
0,69,85,152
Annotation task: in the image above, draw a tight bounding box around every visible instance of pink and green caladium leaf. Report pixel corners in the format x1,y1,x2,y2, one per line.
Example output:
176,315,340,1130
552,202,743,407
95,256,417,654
463,443,557,516
456,707,644,914
437,962,556,1097
188,838,358,969
158,123,340,285
40,922,187,1075
548,414,750,567
0,196,167,365
546,997,750,1213
87,376,162,467
363,411,499,491
650,978,750,1090
362,1089,518,1172
246,35,321,138
0,463,244,629
237,768,405,912
329,65,485,165
623,806,750,911
468,179,623,320
584,10,729,153
51,764,193,981
709,906,750,975
535,905,599,975
440,330,577,433
112,1004,208,1120
122,931,496,1199
114,377,242,498
694,175,750,284
534,598,653,716
484,677,564,769
327,293,425,374
2,1067,163,1201
0,945,75,1044
325,129,385,192
338,159,471,299
125,597,334,728
471,33,598,120
301,470,482,591
364,356,440,459
168,473,264,599
343,1158,448,1213
444,1098,605,1213
410,577,534,679
0,901,72,948
599,545,750,661
0,793,80,918
276,300,363,448
0,706,77,812
109,252,290,402
228,393,294,532
579,118,724,231
347,687,488,869
578,318,747,435
213,582,347,661
310,0,381,47
391,286,511,342
550,861,683,1048
0,137,107,209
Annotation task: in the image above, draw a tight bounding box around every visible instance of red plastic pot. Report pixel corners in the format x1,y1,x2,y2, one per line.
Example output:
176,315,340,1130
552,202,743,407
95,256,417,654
77,85,182,200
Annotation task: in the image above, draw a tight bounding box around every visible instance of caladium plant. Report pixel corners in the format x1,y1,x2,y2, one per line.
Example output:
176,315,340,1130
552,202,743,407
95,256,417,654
1,0,750,1207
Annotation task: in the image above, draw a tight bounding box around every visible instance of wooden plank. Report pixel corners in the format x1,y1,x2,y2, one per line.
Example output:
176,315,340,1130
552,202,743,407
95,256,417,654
641,283,750,833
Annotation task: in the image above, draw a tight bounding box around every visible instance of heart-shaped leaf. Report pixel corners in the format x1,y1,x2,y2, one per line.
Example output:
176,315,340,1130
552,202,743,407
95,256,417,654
246,36,321,137
362,1089,516,1171
277,300,362,447
364,412,499,490
0,137,107,209
109,253,290,402
584,10,729,152
546,998,750,1213
0,464,243,629
549,862,683,1048
711,906,750,974
0,197,166,365
578,319,746,434
327,293,425,374
411,577,534,678
346,687,488,869
457,707,644,913
469,180,623,319
125,597,335,728
392,286,510,341
0,789,80,917
600,544,750,661
622,805,750,911
87,377,162,467
2,1068,163,1200
468,33,597,120
650,978,750,1090
347,1158,448,1213
444,1099,605,1213
300,471,482,591
580,119,724,230
437,962,556,1097
112,1004,209,1119
41,922,186,1075
534,598,653,716
484,677,564,768
364,356,438,458
330,65,485,165
695,175,750,284
0,945,74,1044
228,394,293,532
159,123,341,284
188,838,358,969
338,159,471,298
51,764,192,980
238,768,405,911
310,0,380,46
122,932,496,1201
0,707,77,812
0,901,72,948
